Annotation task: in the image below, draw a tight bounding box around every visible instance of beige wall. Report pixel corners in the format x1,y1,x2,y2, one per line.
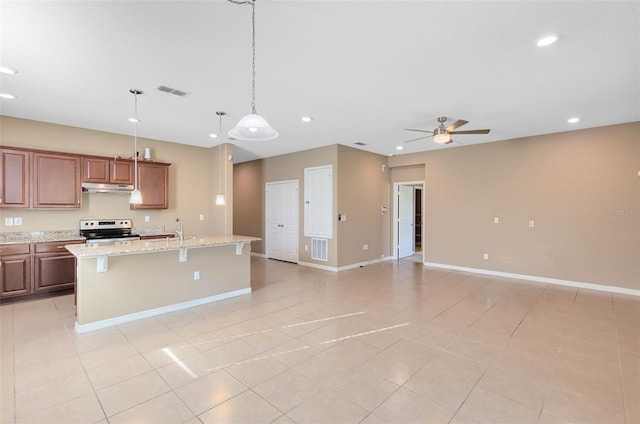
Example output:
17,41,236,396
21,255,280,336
389,122,640,290
233,145,340,267
234,159,265,253
233,145,392,269
337,145,391,266
1,117,232,237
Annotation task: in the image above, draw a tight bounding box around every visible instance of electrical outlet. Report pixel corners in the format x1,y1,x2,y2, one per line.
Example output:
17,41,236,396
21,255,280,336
529,220,535,228
14,217,22,226
304,245,308,251
145,216,150,223
199,214,205,221
363,244,369,250
483,253,489,260
494,217,499,224
4,217,13,226
194,271,200,280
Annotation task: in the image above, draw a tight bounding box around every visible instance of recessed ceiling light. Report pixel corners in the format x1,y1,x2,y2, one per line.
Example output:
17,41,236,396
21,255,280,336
567,117,580,124
536,34,558,47
0,93,16,99
396,146,403,151
0,66,17,75
209,133,218,138
301,116,313,122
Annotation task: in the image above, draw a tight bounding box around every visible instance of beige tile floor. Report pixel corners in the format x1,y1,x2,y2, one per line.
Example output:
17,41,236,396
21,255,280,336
1,257,639,424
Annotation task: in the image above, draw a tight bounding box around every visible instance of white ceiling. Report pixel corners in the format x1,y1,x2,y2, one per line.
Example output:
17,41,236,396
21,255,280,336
1,1,639,163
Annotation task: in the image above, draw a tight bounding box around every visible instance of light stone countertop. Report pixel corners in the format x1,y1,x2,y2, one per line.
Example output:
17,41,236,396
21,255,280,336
65,235,260,259
0,230,84,245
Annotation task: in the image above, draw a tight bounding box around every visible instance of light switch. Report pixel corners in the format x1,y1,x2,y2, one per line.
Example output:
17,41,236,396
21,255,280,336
529,220,535,228
4,217,13,226
144,216,150,223
14,217,22,226
199,214,205,221
494,217,499,224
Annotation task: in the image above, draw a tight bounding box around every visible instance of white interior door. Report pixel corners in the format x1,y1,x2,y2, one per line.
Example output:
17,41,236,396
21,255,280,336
398,185,414,259
266,181,299,263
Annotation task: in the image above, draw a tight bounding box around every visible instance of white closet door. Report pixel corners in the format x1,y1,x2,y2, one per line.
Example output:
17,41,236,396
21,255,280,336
304,165,333,239
266,181,299,263
398,185,414,258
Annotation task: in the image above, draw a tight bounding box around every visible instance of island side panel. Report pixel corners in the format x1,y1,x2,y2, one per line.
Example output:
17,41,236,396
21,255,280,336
76,244,251,325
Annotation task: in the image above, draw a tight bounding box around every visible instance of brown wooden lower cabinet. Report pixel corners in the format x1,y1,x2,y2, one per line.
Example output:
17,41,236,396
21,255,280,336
34,241,83,292
0,244,32,298
0,240,84,299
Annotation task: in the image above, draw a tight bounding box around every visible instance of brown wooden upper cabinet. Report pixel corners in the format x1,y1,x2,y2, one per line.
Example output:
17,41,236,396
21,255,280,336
82,157,134,185
33,152,81,208
132,161,170,209
0,148,31,208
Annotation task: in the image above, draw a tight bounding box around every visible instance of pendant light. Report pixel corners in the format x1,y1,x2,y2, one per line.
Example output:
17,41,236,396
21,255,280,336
215,111,226,206
227,0,278,141
129,89,143,205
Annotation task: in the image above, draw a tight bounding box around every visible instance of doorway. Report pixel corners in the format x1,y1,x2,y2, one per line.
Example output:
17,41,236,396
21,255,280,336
266,180,299,263
394,181,424,261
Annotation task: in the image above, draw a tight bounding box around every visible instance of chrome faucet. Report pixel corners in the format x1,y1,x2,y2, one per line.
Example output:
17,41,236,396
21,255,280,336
174,218,184,243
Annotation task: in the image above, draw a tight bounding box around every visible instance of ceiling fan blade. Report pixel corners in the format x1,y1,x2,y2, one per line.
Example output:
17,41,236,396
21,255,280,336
403,135,431,143
404,128,434,133
445,120,468,132
449,129,491,135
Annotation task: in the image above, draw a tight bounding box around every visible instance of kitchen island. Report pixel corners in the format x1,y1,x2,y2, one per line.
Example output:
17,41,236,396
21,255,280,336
66,235,260,333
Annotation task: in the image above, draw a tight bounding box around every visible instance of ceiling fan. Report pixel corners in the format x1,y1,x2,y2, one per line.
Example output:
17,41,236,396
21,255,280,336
405,116,490,145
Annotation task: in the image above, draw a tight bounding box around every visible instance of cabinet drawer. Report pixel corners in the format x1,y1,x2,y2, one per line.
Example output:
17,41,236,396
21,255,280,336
35,240,84,253
0,244,30,256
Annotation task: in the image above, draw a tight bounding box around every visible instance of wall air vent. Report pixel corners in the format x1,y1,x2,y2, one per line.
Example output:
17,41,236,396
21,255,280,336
354,142,367,146
156,85,190,97
311,238,328,261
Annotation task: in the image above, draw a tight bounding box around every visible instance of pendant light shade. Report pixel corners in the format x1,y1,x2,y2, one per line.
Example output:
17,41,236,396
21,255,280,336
130,189,143,204
129,89,143,205
228,113,278,141
227,0,277,141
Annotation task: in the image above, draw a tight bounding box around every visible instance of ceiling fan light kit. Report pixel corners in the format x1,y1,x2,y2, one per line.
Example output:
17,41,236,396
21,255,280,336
432,127,451,144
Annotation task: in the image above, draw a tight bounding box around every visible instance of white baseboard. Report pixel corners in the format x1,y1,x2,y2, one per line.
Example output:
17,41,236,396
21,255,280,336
423,262,640,297
298,256,393,272
298,261,337,272
74,287,252,333
251,252,267,258
337,257,391,271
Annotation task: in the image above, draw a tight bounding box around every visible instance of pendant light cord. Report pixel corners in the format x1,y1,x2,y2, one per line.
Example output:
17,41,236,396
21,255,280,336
218,111,224,194
228,0,257,114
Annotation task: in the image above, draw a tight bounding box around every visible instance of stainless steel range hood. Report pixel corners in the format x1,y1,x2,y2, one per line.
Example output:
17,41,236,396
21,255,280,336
81,182,134,194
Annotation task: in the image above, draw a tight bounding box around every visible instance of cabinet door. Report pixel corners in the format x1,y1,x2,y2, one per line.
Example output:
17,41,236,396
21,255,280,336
132,162,169,209
82,157,109,183
33,152,81,208
110,160,134,185
0,148,31,208
34,253,76,292
0,255,32,297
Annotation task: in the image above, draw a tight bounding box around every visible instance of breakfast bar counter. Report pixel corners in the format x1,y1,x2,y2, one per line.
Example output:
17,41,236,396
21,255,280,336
66,235,260,333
